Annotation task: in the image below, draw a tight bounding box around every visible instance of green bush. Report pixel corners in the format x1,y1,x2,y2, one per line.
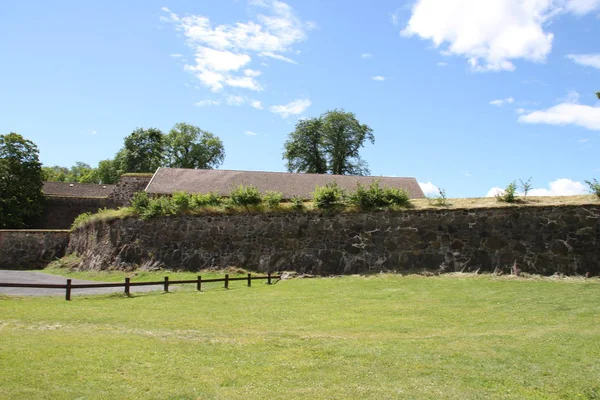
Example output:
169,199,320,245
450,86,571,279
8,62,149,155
172,191,192,213
290,195,304,210
131,192,150,213
263,191,283,208
349,181,411,209
312,182,346,210
230,184,262,206
496,181,518,203
585,179,600,199
191,192,222,207
382,187,411,207
141,196,175,219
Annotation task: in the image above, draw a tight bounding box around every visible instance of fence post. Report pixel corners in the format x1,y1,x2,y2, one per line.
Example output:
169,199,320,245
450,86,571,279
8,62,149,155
164,276,169,293
224,274,229,289
65,279,72,301
247,273,252,287
197,275,202,291
267,272,272,285
125,277,130,296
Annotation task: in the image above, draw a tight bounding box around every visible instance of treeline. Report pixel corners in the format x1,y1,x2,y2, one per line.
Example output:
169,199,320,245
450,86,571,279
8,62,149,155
44,122,225,184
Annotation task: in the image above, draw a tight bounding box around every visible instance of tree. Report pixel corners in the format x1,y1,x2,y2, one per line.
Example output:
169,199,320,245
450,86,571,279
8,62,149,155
122,128,165,173
0,133,45,228
282,109,374,176
283,118,328,174
42,165,69,182
165,122,225,169
322,110,374,175
596,91,600,100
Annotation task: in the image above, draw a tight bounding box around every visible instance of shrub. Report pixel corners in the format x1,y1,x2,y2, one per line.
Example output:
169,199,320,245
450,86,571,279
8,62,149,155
263,191,283,208
230,184,262,206
141,196,175,219
519,177,532,198
428,188,449,207
172,191,192,213
191,192,222,208
382,187,411,207
585,178,600,199
349,182,383,209
131,192,150,213
496,181,518,203
290,195,304,210
312,182,346,210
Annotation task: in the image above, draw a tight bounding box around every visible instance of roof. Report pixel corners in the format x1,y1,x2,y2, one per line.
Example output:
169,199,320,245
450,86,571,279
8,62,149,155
145,168,425,199
42,182,116,198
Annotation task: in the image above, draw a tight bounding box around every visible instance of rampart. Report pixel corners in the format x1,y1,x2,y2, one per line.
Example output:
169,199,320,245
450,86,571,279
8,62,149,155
0,230,70,270
66,205,600,276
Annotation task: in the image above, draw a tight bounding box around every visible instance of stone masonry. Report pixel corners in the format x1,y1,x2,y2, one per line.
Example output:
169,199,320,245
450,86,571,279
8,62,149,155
67,205,600,276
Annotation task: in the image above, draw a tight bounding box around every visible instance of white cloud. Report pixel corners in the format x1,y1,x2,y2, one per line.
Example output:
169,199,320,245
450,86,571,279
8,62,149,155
578,138,589,143
269,98,311,118
528,179,588,196
419,181,439,196
361,53,374,59
245,130,259,136
91,130,97,135
226,95,246,106
250,100,264,109
519,102,600,130
516,108,526,114
259,51,298,64
400,0,600,71
487,178,589,197
389,10,400,26
169,53,183,58
565,0,600,15
490,97,515,106
486,187,504,197
567,53,600,69
436,62,448,67
161,6,171,12
163,1,309,91
371,76,386,81
195,99,221,107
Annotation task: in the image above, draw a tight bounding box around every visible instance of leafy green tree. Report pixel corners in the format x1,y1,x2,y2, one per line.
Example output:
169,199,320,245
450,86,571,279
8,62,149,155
122,128,165,173
283,118,327,174
42,165,69,181
165,122,225,169
95,158,122,184
596,91,600,100
283,110,374,176
65,162,94,182
0,133,45,228
322,110,374,175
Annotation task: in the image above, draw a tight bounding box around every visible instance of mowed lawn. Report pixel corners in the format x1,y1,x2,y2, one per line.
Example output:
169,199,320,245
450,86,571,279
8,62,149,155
1,275,599,400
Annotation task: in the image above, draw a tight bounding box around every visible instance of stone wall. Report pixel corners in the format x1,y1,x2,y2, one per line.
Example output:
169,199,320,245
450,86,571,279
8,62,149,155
108,175,153,204
67,205,600,276
35,196,116,230
0,230,70,269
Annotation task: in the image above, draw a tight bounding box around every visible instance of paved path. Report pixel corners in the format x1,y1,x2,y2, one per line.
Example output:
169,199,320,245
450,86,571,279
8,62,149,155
0,270,166,297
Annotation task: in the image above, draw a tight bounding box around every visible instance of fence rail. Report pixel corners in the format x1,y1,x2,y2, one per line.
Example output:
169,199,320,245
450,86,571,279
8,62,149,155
0,272,279,301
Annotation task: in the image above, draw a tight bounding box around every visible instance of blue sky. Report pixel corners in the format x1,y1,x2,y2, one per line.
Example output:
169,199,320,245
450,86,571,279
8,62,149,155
1,0,599,198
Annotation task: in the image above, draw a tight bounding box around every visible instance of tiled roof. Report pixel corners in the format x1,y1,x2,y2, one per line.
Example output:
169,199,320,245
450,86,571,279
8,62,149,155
42,182,116,198
145,168,425,199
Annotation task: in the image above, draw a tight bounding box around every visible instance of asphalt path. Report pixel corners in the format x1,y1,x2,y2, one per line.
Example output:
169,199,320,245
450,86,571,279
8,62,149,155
0,270,166,297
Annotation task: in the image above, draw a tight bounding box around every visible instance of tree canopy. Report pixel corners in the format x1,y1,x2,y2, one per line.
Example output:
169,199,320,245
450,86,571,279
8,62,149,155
42,123,225,185
0,133,45,228
166,123,225,169
283,110,374,176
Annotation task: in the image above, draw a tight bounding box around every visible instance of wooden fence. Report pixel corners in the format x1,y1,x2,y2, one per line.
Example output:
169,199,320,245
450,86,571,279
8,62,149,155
0,273,279,301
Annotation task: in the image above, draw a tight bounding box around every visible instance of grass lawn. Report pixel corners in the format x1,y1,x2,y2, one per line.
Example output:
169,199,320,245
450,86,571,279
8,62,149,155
1,274,599,399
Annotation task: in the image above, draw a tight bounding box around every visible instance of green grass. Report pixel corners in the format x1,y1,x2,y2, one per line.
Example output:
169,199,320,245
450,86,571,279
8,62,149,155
1,274,599,399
